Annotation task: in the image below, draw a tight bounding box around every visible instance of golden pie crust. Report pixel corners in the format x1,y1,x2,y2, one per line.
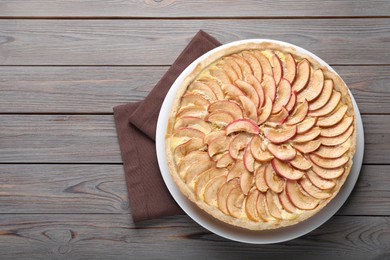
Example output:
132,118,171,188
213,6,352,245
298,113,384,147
165,41,356,230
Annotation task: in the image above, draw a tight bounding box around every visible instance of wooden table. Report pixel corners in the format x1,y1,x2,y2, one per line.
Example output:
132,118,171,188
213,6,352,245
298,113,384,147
0,1,389,259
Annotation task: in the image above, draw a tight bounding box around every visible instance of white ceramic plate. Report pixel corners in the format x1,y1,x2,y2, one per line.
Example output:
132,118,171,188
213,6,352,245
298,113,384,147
156,39,364,244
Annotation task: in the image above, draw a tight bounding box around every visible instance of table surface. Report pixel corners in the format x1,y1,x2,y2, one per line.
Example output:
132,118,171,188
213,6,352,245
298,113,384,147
0,1,389,259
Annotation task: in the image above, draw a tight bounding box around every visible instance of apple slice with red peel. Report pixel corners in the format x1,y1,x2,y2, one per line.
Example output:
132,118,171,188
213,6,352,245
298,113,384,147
292,139,321,154
208,135,230,157
299,176,331,199
226,118,259,135
286,181,319,210
312,164,345,179
258,96,273,125
174,127,205,139
242,51,263,83
181,94,210,109
216,152,234,168
243,145,255,172
217,179,239,215
265,163,284,193
188,81,218,101
314,143,350,159
232,54,253,79
285,91,297,112
226,187,245,218
177,106,208,119
278,188,298,213
251,136,274,162
267,143,296,161
293,127,321,143
235,79,260,108
174,138,204,160
272,79,292,114
223,83,245,101
255,164,269,192
310,154,349,169
227,160,246,181
309,79,334,111
229,133,252,159
240,169,254,195
271,54,283,85
286,100,309,126
246,74,264,108
320,116,353,137
245,188,261,221
194,167,227,198
178,151,209,175
204,175,227,206
204,130,225,144
272,158,305,180
174,116,212,134
289,153,312,170
262,74,277,102
264,125,297,144
253,50,273,76
209,100,243,119
266,190,282,219
309,91,341,117
217,61,239,82
297,117,317,134
321,125,353,146
317,105,348,127
199,78,225,100
206,110,234,127
225,57,243,80
297,69,324,102
268,107,289,124
292,59,311,93
306,170,336,190
238,95,258,122
284,53,297,84
209,67,231,85
256,191,271,221
185,160,213,184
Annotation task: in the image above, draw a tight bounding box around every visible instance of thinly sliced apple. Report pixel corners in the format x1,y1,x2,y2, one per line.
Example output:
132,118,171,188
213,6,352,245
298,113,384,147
226,187,245,218
225,57,243,80
188,81,218,101
267,143,296,161
285,91,297,112
268,107,289,124
199,78,225,100
208,100,243,119
284,53,297,84
209,67,231,85
286,100,309,125
321,125,353,146
299,176,331,199
216,152,234,168
232,54,253,79
265,163,284,193
226,118,259,135
243,145,255,172
291,139,321,153
309,79,334,111
310,154,349,169
242,51,263,83
311,164,345,179
292,59,310,93
240,169,254,195
229,133,252,159
289,153,312,170
174,138,204,160
173,127,205,139
217,61,238,82
317,105,348,127
314,143,350,159
204,175,227,206
245,188,261,221
286,181,319,210
272,78,292,114
246,74,264,108
309,91,341,117
257,96,273,125
174,116,212,134
238,95,258,122
177,106,208,119
204,130,225,144
271,54,283,85
266,190,282,219
184,160,213,184
208,135,230,157
278,188,298,213
235,79,260,108
223,83,245,102
227,160,246,181
178,151,209,175
262,74,277,101
256,191,271,221
306,169,336,189
253,51,273,76
206,110,235,127
264,125,297,144
320,116,353,137
271,158,305,180
296,117,317,134
254,164,269,192
181,94,210,109
251,136,274,162
297,69,324,102
194,167,227,198
217,179,240,215
293,127,321,143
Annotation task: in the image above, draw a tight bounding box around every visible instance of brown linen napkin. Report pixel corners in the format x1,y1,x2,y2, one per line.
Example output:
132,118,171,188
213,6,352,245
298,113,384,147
113,30,221,222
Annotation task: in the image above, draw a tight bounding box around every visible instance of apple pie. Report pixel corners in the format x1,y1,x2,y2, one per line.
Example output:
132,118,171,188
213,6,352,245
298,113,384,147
165,41,356,230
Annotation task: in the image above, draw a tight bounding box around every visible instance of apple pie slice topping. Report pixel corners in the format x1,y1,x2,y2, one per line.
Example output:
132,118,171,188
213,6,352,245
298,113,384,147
169,48,355,226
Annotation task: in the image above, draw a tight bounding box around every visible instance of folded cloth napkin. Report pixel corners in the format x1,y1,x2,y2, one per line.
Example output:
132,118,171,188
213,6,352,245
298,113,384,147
113,30,221,222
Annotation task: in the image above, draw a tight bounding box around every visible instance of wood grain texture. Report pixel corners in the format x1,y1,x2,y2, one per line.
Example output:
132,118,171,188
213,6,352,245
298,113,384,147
0,19,389,65
0,164,387,215
0,66,389,114
0,115,387,163
0,214,388,259
1,0,389,17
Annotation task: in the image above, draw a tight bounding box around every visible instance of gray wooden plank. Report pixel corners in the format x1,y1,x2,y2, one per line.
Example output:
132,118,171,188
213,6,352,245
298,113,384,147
0,66,389,114
0,19,389,65
0,214,388,259
0,115,387,163
0,164,387,215
1,0,389,17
